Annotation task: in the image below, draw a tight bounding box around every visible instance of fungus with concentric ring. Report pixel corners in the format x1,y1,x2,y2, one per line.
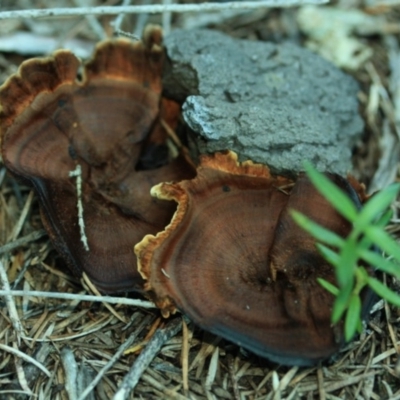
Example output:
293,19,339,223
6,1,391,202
0,27,195,293
136,151,371,366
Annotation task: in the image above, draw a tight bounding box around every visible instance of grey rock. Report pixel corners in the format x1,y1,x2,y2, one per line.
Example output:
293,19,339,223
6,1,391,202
163,29,364,175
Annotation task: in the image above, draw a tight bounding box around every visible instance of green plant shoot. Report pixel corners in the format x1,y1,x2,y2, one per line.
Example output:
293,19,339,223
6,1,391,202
291,163,400,341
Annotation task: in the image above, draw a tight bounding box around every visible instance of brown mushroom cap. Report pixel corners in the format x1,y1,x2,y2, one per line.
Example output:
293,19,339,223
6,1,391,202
136,151,369,366
0,32,195,292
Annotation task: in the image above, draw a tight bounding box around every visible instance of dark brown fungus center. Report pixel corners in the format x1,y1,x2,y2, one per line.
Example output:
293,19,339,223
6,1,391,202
0,29,195,293
136,151,371,366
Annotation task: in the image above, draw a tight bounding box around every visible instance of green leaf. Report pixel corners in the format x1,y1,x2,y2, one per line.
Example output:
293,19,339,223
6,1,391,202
357,236,373,254
354,266,370,290
336,239,357,288
365,227,400,262
298,163,400,338
367,277,400,307
374,209,393,228
303,163,358,222
345,294,362,341
357,318,363,334
355,184,400,232
317,278,339,296
316,244,340,266
332,282,353,324
358,248,400,278
291,210,345,248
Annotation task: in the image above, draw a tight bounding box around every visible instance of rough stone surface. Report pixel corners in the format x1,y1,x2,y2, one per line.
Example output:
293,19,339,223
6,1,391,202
163,29,364,175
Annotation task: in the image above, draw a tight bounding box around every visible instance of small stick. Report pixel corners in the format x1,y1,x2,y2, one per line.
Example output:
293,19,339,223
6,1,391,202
0,167,6,186
82,272,127,324
0,1,329,21
160,119,197,170
113,317,183,400
383,274,400,354
133,0,151,38
61,347,78,400
205,347,219,390
0,289,156,308
0,260,25,343
317,365,326,400
73,0,107,40
160,119,183,149
111,0,132,33
69,165,89,251
8,190,34,242
14,354,33,396
0,390,33,396
113,29,140,40
140,374,187,400
227,355,241,400
0,229,47,255
162,0,172,35
181,318,189,394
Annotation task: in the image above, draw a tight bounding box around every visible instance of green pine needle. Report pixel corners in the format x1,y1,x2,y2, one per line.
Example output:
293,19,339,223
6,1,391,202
303,162,358,222
345,294,362,341
317,278,339,296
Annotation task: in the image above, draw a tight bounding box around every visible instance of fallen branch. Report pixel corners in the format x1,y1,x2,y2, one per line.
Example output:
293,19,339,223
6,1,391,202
0,1,328,20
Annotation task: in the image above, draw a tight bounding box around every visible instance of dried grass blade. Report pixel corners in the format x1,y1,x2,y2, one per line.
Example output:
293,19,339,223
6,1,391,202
8,190,34,241
0,260,25,342
0,343,51,377
82,273,127,323
181,318,190,394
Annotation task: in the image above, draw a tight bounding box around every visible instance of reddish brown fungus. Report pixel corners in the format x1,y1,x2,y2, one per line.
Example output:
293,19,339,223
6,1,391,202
0,29,195,293
136,151,372,366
